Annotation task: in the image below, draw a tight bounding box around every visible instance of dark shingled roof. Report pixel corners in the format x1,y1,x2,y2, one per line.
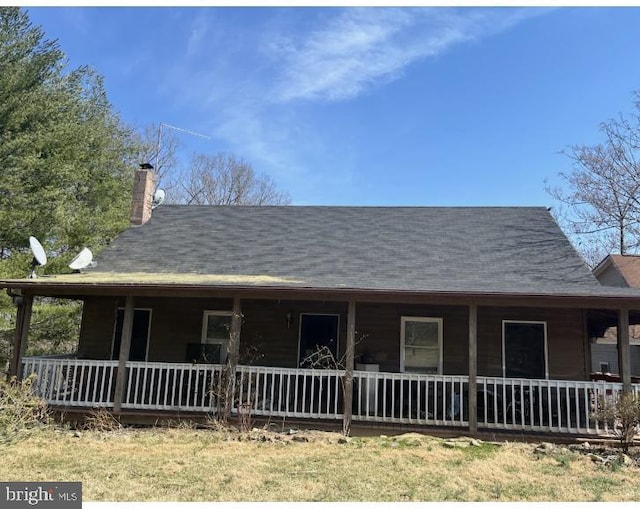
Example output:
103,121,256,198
88,205,605,295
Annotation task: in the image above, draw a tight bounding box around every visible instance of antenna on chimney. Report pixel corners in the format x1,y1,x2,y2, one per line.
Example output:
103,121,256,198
155,122,211,173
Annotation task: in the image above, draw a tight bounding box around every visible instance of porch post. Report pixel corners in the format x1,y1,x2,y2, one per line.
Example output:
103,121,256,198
582,310,592,380
8,293,33,380
229,296,242,365
617,307,631,392
468,302,478,434
343,299,356,436
113,296,135,413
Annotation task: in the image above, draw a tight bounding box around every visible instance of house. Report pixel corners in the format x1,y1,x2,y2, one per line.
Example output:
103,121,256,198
592,254,640,378
593,254,640,288
3,169,640,436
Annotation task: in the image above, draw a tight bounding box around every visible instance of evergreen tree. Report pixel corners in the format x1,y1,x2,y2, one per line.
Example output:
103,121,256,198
0,7,138,274
0,8,140,371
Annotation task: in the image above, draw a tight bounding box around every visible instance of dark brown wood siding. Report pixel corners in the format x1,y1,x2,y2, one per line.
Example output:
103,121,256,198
78,296,232,362
77,296,118,359
477,306,586,380
355,303,469,374
76,296,587,380
241,299,348,368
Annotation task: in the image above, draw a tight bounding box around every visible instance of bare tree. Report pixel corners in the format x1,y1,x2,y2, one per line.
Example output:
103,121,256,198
547,92,640,266
176,153,291,206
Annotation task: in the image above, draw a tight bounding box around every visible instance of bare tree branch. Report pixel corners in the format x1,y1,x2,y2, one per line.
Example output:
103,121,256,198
546,92,640,266
174,153,291,206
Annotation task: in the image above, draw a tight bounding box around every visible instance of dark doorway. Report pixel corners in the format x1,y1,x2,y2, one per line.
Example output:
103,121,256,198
111,309,151,361
298,314,339,366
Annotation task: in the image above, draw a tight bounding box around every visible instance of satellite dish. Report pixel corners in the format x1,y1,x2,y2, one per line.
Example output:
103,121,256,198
152,188,166,209
69,247,94,272
28,236,47,278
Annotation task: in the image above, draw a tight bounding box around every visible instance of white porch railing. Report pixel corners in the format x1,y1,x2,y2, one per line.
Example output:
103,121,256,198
476,376,633,434
22,357,118,408
123,361,225,411
352,371,469,427
20,357,640,435
236,365,344,420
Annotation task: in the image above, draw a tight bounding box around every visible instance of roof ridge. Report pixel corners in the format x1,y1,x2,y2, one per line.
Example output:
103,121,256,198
156,204,549,210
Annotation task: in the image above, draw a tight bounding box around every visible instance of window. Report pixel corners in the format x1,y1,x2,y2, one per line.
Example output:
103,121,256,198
502,321,548,379
599,362,610,373
401,317,443,374
201,311,233,363
111,308,151,361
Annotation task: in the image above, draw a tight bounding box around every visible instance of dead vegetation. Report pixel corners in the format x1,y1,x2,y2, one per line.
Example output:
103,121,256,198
0,375,49,444
0,425,639,502
81,409,122,433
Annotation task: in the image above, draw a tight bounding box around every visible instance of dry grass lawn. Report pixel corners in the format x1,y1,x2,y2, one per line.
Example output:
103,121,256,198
0,427,639,502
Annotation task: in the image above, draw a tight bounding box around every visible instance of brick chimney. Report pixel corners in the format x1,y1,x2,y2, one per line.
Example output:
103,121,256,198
130,168,157,226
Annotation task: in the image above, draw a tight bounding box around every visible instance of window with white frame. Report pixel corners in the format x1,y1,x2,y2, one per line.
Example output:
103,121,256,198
502,320,548,379
401,317,443,374
201,311,233,363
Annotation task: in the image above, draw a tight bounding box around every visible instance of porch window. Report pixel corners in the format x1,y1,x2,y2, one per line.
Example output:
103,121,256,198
502,321,548,379
400,317,443,374
201,311,233,363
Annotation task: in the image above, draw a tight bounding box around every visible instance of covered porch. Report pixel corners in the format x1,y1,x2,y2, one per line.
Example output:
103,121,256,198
8,283,640,436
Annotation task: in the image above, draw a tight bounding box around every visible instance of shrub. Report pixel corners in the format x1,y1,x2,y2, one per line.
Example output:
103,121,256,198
593,391,640,453
0,375,49,443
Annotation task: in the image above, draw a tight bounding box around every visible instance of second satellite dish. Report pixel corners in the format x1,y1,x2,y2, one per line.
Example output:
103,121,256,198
152,188,166,209
69,247,94,272
28,236,47,278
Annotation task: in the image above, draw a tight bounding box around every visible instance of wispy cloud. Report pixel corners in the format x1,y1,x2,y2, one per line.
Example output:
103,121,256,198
267,8,549,103
186,10,211,58
161,7,552,201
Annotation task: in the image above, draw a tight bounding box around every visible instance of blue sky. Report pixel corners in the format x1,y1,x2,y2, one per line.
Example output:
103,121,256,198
26,7,640,206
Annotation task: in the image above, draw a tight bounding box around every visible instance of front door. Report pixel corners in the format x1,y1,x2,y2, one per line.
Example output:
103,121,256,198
298,314,339,367
111,309,151,361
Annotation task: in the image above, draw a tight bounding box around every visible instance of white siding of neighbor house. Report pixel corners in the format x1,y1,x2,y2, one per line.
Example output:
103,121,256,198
591,344,640,375
595,264,628,287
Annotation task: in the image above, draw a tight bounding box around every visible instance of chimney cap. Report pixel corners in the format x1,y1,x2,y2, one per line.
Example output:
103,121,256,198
139,162,154,170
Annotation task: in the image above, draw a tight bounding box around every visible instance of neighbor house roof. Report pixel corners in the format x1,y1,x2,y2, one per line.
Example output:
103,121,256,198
7,205,640,299
593,254,640,288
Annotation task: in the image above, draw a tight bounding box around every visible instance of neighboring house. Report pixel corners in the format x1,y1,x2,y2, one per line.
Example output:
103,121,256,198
592,254,640,378
593,254,640,288
3,169,640,437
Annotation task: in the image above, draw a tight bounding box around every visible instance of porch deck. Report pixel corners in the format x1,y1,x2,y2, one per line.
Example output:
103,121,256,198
22,357,636,436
